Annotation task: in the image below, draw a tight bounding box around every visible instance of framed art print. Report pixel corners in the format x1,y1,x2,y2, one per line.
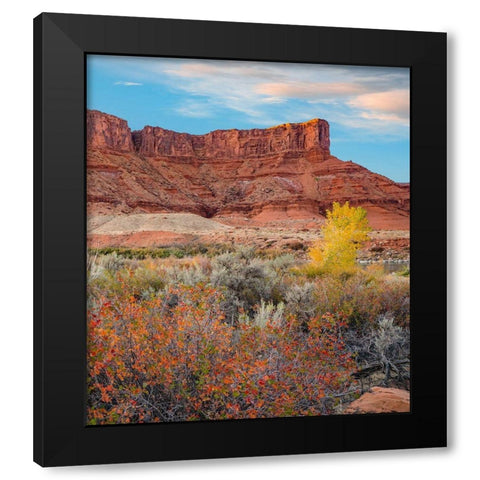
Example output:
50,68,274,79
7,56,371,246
34,13,446,466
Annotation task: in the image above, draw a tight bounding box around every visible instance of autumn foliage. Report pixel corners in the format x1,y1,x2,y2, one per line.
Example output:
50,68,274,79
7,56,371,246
309,201,371,273
87,283,356,424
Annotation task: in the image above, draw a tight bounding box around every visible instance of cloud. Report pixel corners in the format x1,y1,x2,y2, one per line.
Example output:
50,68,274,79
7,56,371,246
163,60,288,82
348,89,409,123
94,56,409,136
360,111,408,125
255,81,364,99
164,63,218,78
114,81,143,86
157,62,409,133
333,111,409,138
175,100,213,118
259,96,286,104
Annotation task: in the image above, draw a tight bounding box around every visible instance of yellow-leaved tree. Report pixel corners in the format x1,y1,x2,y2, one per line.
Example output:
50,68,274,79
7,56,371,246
309,201,371,273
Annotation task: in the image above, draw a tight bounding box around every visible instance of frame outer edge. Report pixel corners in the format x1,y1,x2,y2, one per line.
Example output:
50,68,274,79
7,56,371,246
35,13,87,467
33,12,45,467
33,13,447,466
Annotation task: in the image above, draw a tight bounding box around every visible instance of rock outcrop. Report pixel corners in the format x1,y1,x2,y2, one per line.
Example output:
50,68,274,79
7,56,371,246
86,110,410,230
344,387,410,414
87,110,134,152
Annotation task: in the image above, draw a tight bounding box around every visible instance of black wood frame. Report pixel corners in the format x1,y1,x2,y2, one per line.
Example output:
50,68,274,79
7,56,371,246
34,12,447,467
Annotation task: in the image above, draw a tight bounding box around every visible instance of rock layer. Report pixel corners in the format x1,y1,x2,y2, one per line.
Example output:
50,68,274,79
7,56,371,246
86,110,410,230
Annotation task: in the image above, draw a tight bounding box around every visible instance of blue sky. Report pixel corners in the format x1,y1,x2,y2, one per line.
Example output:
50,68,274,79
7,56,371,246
87,55,409,182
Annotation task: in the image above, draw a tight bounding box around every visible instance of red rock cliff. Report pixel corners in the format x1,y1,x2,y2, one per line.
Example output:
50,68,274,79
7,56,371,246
86,109,330,157
86,110,409,230
87,110,134,152
131,119,330,158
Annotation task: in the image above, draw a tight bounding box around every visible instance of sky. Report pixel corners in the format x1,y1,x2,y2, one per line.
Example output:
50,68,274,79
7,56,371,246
87,55,410,182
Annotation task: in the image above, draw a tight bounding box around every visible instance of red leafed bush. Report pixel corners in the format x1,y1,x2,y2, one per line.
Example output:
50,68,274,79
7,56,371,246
87,284,356,424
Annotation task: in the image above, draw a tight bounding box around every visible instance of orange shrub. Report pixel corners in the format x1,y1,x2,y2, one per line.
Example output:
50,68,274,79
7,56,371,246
87,284,356,424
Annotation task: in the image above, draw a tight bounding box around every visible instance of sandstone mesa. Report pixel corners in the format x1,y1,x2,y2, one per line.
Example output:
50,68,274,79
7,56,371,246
87,110,410,230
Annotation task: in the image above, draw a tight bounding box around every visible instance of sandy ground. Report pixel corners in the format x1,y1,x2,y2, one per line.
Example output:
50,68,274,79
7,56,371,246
88,213,233,235
87,212,409,260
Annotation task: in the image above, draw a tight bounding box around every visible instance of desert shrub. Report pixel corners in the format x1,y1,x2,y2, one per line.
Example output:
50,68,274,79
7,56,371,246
345,315,410,386
267,253,296,272
87,251,131,281
130,265,167,295
87,252,104,282
97,252,127,271
86,244,410,424
372,316,409,363
87,268,124,299
285,282,316,324
396,266,410,277
376,276,410,327
87,284,356,424
312,270,410,329
87,261,167,301
89,247,183,260
293,262,324,278
363,263,386,279
164,262,208,286
240,300,285,328
89,247,117,257
211,252,284,323
89,248,409,330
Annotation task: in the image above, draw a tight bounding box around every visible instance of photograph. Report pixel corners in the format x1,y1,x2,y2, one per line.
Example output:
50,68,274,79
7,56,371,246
85,55,411,425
